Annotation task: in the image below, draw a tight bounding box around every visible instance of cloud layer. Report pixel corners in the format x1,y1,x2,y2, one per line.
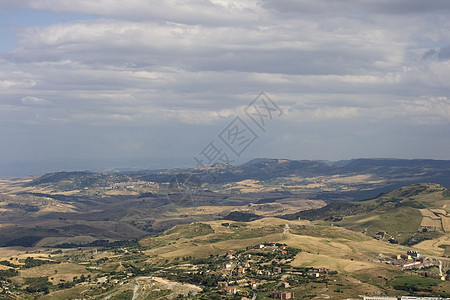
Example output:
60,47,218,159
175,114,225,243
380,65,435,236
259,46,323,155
0,0,450,174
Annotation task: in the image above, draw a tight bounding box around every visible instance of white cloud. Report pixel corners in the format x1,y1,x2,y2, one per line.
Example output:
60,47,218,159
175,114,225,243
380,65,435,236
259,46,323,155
1,0,450,169
0,79,36,89
397,96,450,124
1,0,263,25
21,96,49,105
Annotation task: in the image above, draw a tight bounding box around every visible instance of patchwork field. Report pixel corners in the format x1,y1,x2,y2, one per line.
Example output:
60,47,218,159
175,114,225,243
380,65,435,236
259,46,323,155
0,159,450,298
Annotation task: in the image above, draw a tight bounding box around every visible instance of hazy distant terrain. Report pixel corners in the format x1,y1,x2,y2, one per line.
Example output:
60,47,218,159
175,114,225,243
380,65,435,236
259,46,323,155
0,158,449,248
1,158,450,298
1,184,450,299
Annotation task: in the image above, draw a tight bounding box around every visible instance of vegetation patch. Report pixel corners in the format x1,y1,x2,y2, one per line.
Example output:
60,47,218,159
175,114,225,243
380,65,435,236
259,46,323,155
53,239,139,249
290,225,369,241
162,223,214,240
22,257,60,268
110,290,133,300
403,231,444,246
0,268,18,280
443,189,450,199
439,245,450,256
223,211,262,222
389,275,439,293
24,276,52,294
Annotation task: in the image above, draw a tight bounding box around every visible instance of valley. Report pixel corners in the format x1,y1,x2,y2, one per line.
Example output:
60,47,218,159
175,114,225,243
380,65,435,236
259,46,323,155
1,158,450,299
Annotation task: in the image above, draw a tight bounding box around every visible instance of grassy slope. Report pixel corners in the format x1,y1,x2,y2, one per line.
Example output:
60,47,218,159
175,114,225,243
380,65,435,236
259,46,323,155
141,217,426,266
138,217,450,298
6,216,450,299
339,206,423,244
290,183,450,245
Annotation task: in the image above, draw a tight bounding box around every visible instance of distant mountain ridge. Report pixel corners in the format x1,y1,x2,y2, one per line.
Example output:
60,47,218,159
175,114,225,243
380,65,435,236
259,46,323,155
27,158,450,190
2,158,450,248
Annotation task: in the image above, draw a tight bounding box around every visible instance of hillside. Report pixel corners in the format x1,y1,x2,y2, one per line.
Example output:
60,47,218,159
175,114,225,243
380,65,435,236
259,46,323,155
1,158,450,248
25,158,450,184
283,183,450,245
25,158,450,200
2,217,450,299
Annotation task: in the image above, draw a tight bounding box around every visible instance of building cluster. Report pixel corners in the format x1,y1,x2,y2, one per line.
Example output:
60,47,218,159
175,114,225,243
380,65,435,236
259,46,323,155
216,243,332,299
377,251,436,271
104,181,158,190
271,291,295,299
253,243,289,255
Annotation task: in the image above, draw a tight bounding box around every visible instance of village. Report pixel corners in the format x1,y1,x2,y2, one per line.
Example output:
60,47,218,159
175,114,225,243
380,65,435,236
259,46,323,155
376,250,446,280
0,241,334,299
161,242,333,299
2,240,450,299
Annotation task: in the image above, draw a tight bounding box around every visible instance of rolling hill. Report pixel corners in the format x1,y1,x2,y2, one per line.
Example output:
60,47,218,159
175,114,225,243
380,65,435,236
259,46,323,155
3,216,450,299
1,158,450,248
283,183,450,245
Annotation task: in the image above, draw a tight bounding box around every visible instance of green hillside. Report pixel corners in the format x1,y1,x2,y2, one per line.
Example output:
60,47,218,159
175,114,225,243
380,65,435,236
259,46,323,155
284,183,450,245
160,222,214,240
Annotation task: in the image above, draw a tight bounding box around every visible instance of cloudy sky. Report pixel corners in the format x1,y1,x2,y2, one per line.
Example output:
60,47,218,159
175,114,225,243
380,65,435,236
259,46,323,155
1,0,450,176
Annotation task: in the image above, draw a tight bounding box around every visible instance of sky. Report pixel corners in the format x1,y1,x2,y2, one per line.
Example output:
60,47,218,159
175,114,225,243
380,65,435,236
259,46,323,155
0,0,450,176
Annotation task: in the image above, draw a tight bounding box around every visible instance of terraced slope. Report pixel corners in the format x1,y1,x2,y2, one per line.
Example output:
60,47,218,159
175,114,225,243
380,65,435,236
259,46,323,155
283,183,450,245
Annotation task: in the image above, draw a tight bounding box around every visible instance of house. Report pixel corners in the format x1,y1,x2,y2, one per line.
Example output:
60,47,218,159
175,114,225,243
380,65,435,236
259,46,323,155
407,250,420,258
97,276,108,284
272,291,294,299
218,281,228,288
225,263,232,269
402,261,421,269
226,250,235,259
401,254,412,260
248,280,257,289
281,282,290,288
273,267,282,274
234,268,245,277
316,268,329,273
306,267,328,273
225,286,237,295
306,268,323,278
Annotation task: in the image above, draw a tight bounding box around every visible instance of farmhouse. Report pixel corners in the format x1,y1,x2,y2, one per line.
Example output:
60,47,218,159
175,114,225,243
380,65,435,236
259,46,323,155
272,291,295,299
224,286,237,294
407,250,420,258
273,266,282,274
